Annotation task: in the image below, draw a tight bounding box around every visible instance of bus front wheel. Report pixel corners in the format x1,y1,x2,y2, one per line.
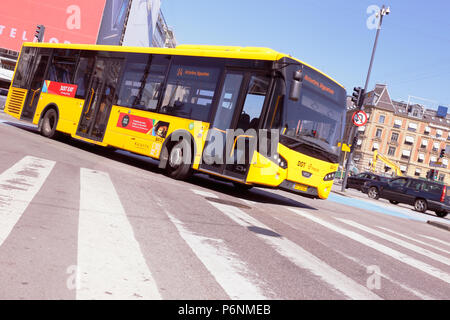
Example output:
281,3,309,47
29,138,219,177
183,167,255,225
163,139,192,180
40,109,58,138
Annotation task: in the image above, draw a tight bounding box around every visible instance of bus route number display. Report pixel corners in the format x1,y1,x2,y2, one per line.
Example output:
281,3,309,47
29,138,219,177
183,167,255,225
352,110,368,127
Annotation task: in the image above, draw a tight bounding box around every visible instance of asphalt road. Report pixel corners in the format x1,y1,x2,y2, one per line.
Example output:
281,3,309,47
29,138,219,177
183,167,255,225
0,111,449,300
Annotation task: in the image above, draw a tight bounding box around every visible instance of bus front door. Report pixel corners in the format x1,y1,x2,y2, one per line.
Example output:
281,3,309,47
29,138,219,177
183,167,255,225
76,58,122,142
21,51,51,120
200,72,269,182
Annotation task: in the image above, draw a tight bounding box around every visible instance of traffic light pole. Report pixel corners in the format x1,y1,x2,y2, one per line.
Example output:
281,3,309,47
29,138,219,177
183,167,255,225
341,6,388,192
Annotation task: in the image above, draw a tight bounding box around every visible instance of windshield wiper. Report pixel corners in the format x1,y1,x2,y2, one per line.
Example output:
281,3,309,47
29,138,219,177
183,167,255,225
283,134,338,162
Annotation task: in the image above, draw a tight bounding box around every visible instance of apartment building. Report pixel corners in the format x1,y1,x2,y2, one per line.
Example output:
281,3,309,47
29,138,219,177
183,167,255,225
344,84,450,184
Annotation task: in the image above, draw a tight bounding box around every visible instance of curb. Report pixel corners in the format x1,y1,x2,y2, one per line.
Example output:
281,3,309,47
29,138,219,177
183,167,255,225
426,220,450,231
331,190,349,197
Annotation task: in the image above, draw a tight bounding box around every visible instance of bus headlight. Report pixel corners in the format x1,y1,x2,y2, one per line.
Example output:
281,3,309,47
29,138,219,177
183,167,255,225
272,153,288,169
323,172,336,181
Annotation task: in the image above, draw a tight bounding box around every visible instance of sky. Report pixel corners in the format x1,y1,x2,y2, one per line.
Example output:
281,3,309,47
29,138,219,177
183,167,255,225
161,0,450,110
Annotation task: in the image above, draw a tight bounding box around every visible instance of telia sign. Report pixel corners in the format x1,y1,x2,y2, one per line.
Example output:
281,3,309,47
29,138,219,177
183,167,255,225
0,0,106,51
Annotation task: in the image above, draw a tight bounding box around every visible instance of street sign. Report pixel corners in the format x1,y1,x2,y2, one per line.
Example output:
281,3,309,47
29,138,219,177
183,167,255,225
430,161,446,168
352,110,368,127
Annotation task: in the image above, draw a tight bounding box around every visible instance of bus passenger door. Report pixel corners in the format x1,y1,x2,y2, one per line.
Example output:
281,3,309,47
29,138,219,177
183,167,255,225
21,51,51,120
200,71,269,182
76,58,122,141
200,72,245,177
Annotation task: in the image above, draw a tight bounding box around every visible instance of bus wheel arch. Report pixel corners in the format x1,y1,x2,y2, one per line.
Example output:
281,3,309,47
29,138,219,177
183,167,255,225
159,130,196,180
39,104,60,138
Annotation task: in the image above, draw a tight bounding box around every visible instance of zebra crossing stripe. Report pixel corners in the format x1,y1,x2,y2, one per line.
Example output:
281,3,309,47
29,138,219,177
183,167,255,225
376,226,450,255
419,235,450,248
167,212,271,300
77,168,161,300
291,209,450,284
337,219,450,266
0,156,55,246
207,201,381,300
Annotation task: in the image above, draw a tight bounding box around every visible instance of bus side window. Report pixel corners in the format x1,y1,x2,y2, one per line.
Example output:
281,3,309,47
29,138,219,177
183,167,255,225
238,75,270,131
117,53,168,111
160,57,221,122
49,49,78,84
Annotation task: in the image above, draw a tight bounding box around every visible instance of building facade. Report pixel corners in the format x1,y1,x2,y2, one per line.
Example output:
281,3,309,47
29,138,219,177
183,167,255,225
344,84,450,184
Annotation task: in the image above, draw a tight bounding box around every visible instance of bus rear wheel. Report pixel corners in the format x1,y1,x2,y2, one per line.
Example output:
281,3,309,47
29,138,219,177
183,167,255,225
40,109,58,138
163,139,192,180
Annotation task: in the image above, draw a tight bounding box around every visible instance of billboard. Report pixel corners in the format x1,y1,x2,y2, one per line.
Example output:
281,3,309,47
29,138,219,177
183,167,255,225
96,0,131,45
0,0,107,51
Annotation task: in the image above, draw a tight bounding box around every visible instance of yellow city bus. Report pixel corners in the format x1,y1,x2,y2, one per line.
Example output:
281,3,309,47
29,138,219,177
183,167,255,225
4,42,346,199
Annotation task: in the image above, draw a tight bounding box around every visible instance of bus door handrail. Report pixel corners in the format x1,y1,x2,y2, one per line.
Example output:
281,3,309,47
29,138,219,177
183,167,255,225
84,88,95,119
29,88,41,107
229,134,255,157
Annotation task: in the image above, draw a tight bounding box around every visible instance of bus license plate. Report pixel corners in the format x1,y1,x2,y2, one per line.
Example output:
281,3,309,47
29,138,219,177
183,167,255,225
294,184,308,192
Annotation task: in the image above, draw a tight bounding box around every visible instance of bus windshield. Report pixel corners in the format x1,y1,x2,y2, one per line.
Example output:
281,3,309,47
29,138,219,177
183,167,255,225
276,64,346,159
283,86,344,147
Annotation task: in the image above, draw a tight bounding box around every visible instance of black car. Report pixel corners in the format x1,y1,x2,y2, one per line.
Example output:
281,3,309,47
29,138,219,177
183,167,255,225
364,176,449,218
346,172,389,191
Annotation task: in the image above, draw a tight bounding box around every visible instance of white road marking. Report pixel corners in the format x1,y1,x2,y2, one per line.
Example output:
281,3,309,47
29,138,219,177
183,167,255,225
337,219,450,266
77,168,161,300
166,212,271,300
334,248,435,300
240,199,257,206
420,235,450,248
191,189,219,199
208,201,381,300
291,209,450,284
0,156,55,246
377,226,450,255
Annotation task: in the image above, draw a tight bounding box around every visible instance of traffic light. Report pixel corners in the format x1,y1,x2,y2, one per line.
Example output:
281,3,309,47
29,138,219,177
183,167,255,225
440,149,445,158
427,169,435,180
351,87,365,108
35,24,45,42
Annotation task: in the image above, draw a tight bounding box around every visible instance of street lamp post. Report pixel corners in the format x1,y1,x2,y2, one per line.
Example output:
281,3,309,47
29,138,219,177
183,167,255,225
341,5,390,192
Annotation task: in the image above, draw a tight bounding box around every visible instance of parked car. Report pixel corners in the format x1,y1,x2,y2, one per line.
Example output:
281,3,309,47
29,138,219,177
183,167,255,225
0,88,8,109
364,176,449,218
346,172,390,191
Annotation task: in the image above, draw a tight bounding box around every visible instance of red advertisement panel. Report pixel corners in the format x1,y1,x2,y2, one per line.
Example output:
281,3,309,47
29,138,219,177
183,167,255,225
117,113,170,138
0,0,107,51
42,80,77,98
117,113,155,134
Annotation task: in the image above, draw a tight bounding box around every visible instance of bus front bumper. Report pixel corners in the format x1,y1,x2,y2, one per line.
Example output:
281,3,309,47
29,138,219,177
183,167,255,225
279,180,319,198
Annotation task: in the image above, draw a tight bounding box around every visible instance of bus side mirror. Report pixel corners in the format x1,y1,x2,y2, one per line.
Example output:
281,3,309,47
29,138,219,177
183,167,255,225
289,70,304,101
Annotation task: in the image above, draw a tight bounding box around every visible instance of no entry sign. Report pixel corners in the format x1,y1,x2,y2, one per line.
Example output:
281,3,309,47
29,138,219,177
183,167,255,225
352,110,368,127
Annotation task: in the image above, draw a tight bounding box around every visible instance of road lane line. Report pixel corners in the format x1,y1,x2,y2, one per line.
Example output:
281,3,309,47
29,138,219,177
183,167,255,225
191,189,219,199
290,209,450,284
77,168,161,300
334,248,435,300
377,226,450,255
240,199,257,206
419,235,450,248
208,201,381,300
336,219,450,266
0,156,55,246
166,212,271,300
